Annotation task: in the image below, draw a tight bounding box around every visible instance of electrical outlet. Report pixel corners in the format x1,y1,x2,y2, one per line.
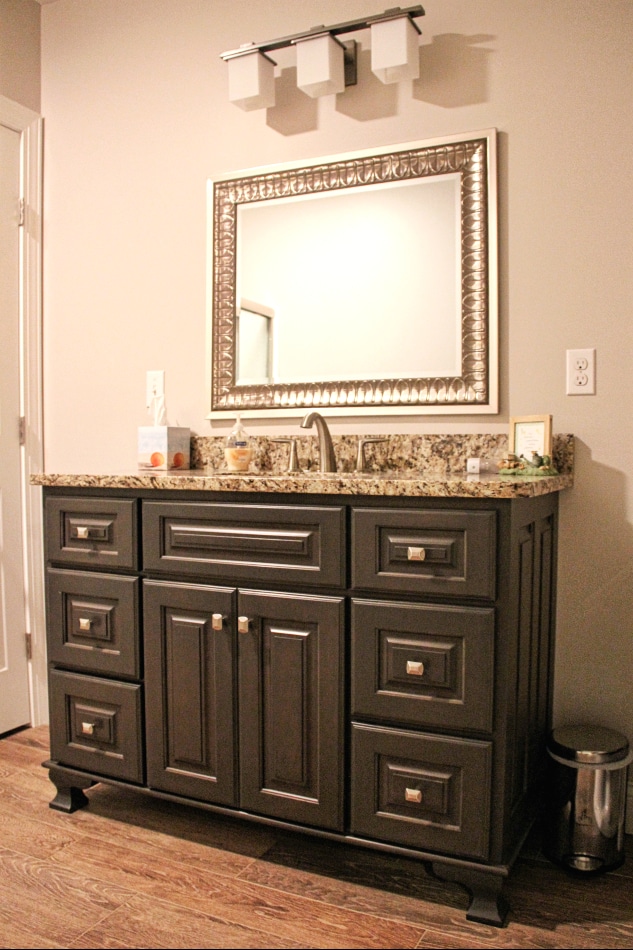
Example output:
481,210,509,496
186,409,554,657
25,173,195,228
566,348,595,395
146,370,165,408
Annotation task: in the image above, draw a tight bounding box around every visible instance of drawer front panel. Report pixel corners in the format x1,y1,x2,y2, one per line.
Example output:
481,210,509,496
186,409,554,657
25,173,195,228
351,723,491,859
143,502,345,588
45,496,138,570
49,669,143,783
47,569,140,678
352,508,496,599
351,599,494,732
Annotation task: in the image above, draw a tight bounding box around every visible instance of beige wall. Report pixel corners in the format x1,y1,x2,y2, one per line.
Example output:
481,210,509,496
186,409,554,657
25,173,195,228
0,0,40,111
40,1,633,743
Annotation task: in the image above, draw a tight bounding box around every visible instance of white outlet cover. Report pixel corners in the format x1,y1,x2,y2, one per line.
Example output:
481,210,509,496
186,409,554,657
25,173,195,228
566,348,596,395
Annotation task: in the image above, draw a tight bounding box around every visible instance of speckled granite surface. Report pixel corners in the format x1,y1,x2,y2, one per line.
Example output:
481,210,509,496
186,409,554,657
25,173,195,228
31,435,574,499
192,432,574,476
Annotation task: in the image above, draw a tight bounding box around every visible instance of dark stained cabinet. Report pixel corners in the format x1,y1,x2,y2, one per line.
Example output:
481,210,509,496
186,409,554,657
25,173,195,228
42,486,560,927
143,580,237,805
143,579,344,829
237,588,344,830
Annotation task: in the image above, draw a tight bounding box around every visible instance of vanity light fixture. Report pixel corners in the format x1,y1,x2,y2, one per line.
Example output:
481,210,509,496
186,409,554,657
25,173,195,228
370,9,422,83
294,32,347,99
220,5,425,110
226,47,277,111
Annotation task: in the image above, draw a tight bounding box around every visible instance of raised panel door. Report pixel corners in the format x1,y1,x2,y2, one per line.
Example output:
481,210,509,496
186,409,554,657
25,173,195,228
143,580,237,805
237,589,345,831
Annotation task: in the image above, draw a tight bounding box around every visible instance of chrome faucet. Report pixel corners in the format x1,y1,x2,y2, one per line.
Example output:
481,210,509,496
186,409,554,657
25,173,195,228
300,411,336,473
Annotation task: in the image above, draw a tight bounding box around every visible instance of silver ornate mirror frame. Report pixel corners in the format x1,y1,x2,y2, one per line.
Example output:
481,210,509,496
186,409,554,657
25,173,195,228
208,129,497,417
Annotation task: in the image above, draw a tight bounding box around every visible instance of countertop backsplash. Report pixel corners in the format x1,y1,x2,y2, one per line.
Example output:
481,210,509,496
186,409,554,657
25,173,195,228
191,433,574,477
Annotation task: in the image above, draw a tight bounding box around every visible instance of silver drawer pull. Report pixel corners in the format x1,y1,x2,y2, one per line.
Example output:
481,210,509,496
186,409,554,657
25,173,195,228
237,616,250,634
405,788,422,804
76,526,90,539
211,613,224,631
78,617,92,632
406,660,424,677
81,722,95,735
407,546,426,561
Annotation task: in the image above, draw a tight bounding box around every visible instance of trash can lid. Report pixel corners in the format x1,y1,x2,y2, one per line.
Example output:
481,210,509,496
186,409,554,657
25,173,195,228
549,724,630,764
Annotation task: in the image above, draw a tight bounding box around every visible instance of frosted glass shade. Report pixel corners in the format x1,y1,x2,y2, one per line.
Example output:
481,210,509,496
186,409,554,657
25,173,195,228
296,34,345,98
228,50,275,111
371,16,420,84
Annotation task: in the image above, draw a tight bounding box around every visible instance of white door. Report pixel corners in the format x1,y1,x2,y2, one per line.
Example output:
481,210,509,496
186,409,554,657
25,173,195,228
0,122,31,734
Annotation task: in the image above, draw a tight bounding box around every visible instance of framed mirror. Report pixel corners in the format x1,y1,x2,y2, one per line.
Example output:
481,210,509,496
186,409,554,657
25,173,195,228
208,129,497,417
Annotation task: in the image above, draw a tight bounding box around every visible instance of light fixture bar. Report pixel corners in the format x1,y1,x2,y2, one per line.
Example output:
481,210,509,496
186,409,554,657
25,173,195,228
219,5,425,61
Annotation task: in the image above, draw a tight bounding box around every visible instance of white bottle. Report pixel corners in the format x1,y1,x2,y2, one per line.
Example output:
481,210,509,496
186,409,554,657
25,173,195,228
224,414,253,472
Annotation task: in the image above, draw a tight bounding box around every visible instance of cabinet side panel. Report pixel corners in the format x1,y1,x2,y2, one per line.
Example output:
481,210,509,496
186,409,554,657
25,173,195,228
498,495,558,862
512,524,534,805
531,515,555,780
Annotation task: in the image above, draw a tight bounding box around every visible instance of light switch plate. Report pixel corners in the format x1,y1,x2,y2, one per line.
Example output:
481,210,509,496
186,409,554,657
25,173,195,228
146,370,165,408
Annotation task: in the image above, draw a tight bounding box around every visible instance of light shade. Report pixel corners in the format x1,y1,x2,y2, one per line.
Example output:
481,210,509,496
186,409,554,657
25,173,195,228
371,15,420,84
295,34,345,98
228,50,276,111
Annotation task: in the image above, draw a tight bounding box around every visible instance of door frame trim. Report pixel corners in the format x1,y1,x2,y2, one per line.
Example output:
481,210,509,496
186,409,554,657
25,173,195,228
1,95,46,726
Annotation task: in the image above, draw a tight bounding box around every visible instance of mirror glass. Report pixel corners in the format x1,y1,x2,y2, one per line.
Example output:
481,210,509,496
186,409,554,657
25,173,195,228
209,131,497,415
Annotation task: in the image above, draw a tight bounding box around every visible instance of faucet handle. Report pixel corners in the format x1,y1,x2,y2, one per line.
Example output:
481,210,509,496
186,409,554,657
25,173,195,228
356,437,388,473
272,438,301,473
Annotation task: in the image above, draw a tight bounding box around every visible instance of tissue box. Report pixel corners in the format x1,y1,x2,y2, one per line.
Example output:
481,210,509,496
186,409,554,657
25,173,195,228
138,426,190,470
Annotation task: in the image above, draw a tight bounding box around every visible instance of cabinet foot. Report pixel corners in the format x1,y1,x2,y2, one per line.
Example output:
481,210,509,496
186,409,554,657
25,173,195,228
48,766,95,813
431,862,509,927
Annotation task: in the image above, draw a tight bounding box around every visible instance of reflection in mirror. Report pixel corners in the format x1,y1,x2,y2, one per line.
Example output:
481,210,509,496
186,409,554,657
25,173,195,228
236,300,273,384
237,176,461,383
210,130,497,416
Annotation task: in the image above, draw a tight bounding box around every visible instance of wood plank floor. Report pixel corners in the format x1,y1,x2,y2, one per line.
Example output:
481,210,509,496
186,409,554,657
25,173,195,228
1,726,631,949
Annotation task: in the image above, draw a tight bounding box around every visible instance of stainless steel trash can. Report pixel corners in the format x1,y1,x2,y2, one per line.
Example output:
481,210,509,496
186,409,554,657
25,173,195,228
544,724,631,873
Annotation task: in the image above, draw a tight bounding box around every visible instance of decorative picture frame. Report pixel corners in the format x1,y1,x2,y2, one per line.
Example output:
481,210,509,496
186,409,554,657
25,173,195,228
509,414,552,459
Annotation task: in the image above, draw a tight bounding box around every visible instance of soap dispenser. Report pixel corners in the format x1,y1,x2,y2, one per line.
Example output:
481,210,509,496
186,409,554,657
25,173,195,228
225,414,253,472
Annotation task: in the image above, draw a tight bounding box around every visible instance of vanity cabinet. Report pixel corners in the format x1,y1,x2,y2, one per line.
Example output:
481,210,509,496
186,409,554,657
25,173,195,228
42,485,559,927
142,579,344,830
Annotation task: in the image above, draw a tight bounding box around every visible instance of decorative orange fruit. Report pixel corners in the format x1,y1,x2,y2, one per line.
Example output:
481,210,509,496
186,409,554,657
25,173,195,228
173,452,185,469
150,452,164,467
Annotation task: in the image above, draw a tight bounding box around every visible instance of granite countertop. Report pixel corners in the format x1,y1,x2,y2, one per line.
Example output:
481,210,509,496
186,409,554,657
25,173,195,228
31,468,573,498
31,433,574,498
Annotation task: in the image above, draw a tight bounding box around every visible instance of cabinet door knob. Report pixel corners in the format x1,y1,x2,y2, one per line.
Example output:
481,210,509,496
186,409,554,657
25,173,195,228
406,660,424,676
237,616,250,634
211,613,224,631
407,546,426,561
81,722,95,735
76,526,90,539
78,617,93,632
405,787,422,804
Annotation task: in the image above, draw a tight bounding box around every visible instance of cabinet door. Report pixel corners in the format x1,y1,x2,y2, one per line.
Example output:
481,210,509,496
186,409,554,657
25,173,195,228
143,580,237,805
238,589,344,831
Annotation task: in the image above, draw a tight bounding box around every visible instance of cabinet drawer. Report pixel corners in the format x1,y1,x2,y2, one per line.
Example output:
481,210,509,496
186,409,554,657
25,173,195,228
47,569,140,679
49,669,143,783
143,501,345,588
351,599,494,733
350,723,491,860
45,496,138,570
352,507,496,599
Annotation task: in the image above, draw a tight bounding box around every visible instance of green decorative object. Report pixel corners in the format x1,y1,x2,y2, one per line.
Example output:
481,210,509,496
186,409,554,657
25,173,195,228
498,452,558,477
